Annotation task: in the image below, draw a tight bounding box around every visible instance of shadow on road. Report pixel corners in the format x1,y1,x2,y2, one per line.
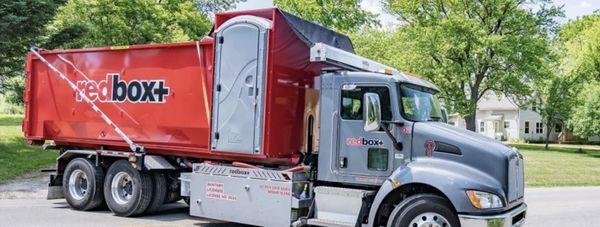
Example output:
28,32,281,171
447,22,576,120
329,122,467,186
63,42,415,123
51,200,252,226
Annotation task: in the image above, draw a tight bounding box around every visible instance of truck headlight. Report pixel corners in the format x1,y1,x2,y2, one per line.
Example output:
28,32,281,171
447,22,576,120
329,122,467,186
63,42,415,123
466,190,504,209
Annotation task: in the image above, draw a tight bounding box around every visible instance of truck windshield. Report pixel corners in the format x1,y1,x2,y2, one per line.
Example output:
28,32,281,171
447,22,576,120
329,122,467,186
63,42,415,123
399,84,443,122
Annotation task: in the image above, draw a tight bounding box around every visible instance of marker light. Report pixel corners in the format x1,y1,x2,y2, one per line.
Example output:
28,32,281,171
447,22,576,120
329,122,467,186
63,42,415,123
466,190,504,209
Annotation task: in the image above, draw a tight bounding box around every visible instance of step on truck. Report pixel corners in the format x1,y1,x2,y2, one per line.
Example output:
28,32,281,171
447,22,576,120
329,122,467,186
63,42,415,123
23,8,526,227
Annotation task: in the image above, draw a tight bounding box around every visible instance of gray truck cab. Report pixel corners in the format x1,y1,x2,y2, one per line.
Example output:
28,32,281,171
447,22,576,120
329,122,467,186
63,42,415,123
314,71,526,227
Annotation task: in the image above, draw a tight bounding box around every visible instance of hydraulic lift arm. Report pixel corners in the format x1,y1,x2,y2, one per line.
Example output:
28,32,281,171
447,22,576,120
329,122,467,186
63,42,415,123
29,48,145,170
309,42,398,74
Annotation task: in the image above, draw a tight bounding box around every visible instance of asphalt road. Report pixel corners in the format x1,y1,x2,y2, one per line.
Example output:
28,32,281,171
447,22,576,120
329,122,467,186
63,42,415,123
1,186,600,226
524,186,600,227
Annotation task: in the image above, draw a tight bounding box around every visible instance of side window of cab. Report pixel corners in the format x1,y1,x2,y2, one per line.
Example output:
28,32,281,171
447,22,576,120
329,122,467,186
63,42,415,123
340,86,392,121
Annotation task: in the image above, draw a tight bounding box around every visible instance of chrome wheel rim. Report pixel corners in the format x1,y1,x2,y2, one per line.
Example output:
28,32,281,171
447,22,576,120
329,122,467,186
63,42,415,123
409,212,451,227
111,172,133,205
68,169,88,200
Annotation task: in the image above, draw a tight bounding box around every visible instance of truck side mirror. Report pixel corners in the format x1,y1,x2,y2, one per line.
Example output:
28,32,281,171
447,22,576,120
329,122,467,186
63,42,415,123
441,108,448,123
363,93,381,132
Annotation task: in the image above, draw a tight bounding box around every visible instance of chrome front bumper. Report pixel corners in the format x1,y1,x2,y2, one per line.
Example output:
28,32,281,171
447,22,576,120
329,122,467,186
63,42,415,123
458,203,527,227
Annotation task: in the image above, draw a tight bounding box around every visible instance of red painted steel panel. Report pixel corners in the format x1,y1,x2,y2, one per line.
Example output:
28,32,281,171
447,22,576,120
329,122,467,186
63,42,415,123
25,8,330,166
25,41,217,158
215,8,326,162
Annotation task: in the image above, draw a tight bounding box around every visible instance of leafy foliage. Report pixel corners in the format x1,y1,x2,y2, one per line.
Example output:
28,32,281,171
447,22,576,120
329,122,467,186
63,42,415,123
0,0,64,103
382,0,562,131
533,13,600,145
2,0,225,104
195,0,246,15
47,0,212,49
559,13,600,81
274,0,379,32
533,74,578,148
348,28,396,65
545,13,600,139
569,82,600,138
2,77,26,106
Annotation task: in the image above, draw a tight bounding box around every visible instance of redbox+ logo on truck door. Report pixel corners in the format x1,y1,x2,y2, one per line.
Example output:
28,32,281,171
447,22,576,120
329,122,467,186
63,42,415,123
76,74,170,103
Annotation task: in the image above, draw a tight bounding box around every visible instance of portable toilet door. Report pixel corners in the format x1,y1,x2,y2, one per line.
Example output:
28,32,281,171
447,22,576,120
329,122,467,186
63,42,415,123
211,16,271,154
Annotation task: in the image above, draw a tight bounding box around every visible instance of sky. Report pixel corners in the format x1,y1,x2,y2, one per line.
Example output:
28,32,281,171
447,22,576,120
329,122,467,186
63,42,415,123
235,0,600,26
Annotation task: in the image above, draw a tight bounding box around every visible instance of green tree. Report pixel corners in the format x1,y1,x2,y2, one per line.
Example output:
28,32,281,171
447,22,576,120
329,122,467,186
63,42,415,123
559,13,600,81
569,82,600,138
348,28,396,65
558,13,600,139
47,0,212,49
533,13,600,147
196,0,246,15
274,0,379,32
2,76,26,106
533,75,578,149
0,0,65,104
383,0,562,131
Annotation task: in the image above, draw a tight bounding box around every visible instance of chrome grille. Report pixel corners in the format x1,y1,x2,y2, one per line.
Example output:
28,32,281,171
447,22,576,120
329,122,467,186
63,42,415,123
507,152,525,203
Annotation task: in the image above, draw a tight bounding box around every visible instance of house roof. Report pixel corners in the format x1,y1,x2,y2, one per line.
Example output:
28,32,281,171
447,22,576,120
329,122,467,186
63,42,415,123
477,93,519,111
483,115,504,121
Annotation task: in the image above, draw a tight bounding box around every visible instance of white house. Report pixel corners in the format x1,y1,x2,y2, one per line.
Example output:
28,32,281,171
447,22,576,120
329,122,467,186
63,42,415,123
448,93,560,142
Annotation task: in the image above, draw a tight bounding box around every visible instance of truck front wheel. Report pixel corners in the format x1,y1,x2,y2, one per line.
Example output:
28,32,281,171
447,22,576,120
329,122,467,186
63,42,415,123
387,194,459,227
62,158,105,211
104,160,153,217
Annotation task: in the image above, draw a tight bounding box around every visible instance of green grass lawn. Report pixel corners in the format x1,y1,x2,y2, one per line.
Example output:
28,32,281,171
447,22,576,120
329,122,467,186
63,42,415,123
512,143,600,187
0,114,57,184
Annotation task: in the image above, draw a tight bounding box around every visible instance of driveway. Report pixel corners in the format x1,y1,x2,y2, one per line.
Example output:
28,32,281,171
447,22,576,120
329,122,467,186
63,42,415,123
1,173,599,226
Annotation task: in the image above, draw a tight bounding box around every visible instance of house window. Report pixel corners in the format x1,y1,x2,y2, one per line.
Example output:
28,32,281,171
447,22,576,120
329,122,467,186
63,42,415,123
555,124,562,133
535,122,543,134
504,121,510,129
479,121,485,132
524,121,530,134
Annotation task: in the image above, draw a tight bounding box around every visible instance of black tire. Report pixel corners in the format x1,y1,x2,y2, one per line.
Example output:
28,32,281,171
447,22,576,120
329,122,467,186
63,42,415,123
164,174,181,204
387,194,460,227
165,190,181,204
62,158,105,211
144,171,167,214
104,160,153,217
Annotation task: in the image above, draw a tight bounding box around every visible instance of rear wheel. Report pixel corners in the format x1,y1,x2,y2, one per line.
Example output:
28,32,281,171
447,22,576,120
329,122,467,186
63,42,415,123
104,160,153,217
144,171,167,214
387,194,459,227
165,190,181,204
62,158,105,211
164,174,182,204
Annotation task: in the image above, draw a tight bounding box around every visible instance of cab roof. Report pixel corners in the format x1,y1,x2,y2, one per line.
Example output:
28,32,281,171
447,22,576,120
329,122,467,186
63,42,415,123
338,71,440,92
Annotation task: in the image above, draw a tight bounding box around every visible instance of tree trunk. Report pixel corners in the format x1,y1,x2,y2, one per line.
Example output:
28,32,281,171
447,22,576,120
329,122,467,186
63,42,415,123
465,110,477,132
544,123,552,150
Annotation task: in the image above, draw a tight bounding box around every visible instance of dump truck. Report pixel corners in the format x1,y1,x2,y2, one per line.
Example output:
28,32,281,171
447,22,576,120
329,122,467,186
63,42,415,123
23,8,526,227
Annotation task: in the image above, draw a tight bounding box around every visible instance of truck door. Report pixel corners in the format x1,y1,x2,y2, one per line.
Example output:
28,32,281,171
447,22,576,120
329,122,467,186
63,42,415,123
211,16,270,154
336,84,396,177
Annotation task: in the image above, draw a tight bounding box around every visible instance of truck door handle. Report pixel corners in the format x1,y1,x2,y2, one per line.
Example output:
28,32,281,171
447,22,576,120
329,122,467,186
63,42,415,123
248,86,254,96
339,157,348,168
248,87,259,97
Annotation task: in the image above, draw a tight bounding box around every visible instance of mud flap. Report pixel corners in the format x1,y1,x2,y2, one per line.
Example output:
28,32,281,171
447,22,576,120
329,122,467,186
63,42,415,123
47,173,64,200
